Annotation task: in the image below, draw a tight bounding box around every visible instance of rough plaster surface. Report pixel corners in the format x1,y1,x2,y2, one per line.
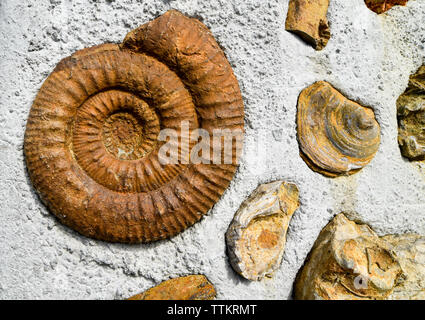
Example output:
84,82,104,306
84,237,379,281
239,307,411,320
0,0,424,300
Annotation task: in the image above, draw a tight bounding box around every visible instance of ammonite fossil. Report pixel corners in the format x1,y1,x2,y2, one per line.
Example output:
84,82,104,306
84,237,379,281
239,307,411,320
127,275,216,300
285,0,331,51
24,10,244,243
397,65,425,161
297,81,380,177
226,181,299,281
365,0,409,14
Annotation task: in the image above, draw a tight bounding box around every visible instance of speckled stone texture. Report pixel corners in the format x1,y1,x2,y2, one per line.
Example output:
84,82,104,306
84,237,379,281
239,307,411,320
0,0,424,299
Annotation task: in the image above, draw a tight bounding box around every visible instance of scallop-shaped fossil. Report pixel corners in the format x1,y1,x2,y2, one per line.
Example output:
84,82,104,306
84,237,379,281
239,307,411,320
297,81,380,177
365,0,409,14
397,65,425,161
24,10,244,243
127,275,216,300
226,181,299,281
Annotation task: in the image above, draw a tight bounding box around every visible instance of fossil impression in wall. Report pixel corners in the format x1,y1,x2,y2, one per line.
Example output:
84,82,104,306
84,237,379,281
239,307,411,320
383,234,425,300
294,214,425,300
294,214,403,300
364,0,409,14
24,10,244,243
128,275,216,300
297,81,381,177
397,65,425,161
226,181,300,281
285,0,331,51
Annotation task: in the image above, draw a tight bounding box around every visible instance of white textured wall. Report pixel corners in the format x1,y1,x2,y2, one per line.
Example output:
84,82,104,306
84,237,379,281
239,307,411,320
0,0,424,299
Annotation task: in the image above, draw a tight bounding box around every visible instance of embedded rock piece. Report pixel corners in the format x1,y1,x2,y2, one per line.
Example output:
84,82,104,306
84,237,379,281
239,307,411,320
294,214,403,300
226,181,300,281
365,0,409,14
127,275,216,300
397,65,425,161
385,234,425,300
285,0,331,51
24,10,244,243
297,81,381,177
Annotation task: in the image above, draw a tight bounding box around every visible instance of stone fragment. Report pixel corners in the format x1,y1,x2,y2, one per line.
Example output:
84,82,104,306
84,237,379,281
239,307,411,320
297,81,381,177
226,181,300,281
127,275,216,300
397,65,425,161
384,234,425,300
285,0,331,50
365,0,409,14
294,214,403,300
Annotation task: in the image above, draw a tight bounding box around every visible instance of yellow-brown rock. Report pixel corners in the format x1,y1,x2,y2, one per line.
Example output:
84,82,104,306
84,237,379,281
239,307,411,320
297,81,381,177
384,234,425,300
285,0,331,51
294,214,403,300
397,65,425,161
365,0,409,14
127,275,216,300
226,181,300,281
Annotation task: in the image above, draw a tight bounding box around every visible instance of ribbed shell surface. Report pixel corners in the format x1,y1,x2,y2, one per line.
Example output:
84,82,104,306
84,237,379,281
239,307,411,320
24,11,244,243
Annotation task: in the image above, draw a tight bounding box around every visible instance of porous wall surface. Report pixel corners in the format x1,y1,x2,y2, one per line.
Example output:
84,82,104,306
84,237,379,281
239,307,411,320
0,0,424,299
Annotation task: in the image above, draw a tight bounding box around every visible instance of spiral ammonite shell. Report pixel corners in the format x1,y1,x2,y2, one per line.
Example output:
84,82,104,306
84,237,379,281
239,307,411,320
24,10,244,243
297,81,380,177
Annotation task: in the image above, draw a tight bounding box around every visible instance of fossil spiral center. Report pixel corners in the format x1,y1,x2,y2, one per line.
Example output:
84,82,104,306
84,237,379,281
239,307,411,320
102,112,146,160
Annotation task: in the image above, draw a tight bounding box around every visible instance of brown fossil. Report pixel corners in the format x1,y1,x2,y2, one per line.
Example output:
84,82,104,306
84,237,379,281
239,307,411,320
364,0,409,14
297,81,381,177
285,0,331,51
226,181,300,281
397,65,425,161
294,214,404,300
127,275,216,300
24,10,244,243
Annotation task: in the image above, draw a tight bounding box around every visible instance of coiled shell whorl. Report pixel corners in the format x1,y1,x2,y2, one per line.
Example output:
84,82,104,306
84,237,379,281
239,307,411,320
297,81,380,177
24,11,244,243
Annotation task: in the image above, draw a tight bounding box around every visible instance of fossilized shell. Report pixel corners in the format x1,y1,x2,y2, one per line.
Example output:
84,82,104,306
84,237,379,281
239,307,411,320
365,0,409,14
384,234,425,300
285,0,331,51
127,275,216,300
226,181,300,281
294,214,403,300
24,10,244,243
297,81,381,177
397,65,425,161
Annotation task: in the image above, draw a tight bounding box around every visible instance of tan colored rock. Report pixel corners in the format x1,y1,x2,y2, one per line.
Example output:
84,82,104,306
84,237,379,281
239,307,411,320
397,65,425,161
226,181,299,281
127,275,216,300
297,81,381,177
294,214,403,300
365,0,409,14
385,234,425,300
285,0,331,51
